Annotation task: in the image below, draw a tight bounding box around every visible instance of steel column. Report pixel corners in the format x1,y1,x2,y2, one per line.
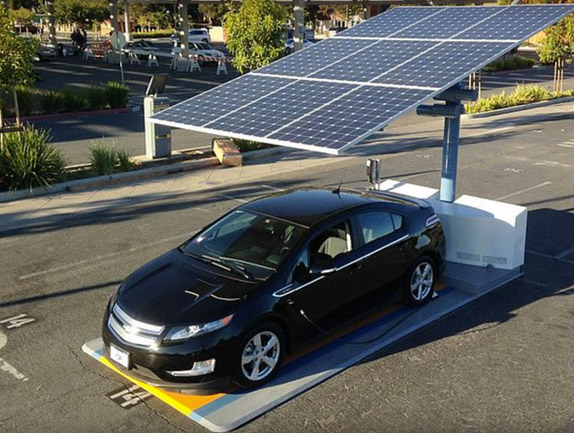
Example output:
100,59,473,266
124,0,132,42
293,0,306,52
178,0,190,58
440,102,461,203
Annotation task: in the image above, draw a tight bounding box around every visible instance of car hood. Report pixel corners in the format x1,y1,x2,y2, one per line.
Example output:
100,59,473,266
116,250,261,326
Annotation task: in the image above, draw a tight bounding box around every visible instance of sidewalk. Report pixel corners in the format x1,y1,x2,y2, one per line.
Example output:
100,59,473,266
1,100,572,234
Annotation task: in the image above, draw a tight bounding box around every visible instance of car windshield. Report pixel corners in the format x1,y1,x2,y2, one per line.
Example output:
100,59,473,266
198,43,213,50
182,210,305,275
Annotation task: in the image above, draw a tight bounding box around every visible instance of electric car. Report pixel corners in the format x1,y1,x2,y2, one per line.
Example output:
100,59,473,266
102,188,445,393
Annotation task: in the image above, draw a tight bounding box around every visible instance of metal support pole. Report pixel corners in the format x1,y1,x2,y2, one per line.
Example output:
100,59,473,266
440,102,461,203
293,0,306,52
109,0,120,35
124,0,131,42
46,0,57,47
178,0,190,58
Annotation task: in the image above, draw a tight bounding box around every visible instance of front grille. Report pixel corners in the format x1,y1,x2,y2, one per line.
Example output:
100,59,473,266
108,304,165,348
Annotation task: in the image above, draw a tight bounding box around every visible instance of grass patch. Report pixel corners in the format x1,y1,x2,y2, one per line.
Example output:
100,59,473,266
484,55,535,73
132,29,174,39
466,84,574,114
106,82,129,109
232,139,275,153
39,90,64,114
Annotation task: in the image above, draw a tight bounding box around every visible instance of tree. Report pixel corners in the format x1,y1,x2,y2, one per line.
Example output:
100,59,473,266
53,0,109,26
537,16,574,65
8,7,36,24
224,0,287,74
0,7,38,136
199,4,228,26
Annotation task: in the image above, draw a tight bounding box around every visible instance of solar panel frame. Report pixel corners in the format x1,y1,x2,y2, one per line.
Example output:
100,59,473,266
150,5,574,155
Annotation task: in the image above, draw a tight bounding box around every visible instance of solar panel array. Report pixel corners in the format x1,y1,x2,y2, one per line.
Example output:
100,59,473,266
151,5,574,155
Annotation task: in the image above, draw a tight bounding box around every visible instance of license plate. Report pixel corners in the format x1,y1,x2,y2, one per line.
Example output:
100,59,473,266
110,345,130,369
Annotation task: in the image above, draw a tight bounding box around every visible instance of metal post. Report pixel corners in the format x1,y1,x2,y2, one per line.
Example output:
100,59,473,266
109,0,120,35
440,102,461,203
178,0,190,58
293,0,306,52
46,0,57,47
124,0,131,42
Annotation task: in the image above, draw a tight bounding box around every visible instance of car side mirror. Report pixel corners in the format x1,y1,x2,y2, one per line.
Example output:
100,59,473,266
309,254,336,275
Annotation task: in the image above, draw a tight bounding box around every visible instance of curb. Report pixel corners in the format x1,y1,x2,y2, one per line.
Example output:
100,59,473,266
6,107,134,123
0,146,292,204
462,96,574,119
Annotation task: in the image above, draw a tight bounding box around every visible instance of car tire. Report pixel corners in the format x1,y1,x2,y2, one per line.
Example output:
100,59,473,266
202,38,209,43
403,255,436,306
233,322,285,389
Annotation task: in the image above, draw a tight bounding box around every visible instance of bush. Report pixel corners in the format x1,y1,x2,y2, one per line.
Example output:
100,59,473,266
61,89,87,112
106,82,129,109
15,86,35,116
465,84,573,114
117,148,135,171
89,142,117,175
86,85,108,110
484,55,535,72
232,138,274,152
39,89,64,114
0,125,66,190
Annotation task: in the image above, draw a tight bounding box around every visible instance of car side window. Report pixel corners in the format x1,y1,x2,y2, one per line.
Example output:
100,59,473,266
356,211,399,245
309,220,353,262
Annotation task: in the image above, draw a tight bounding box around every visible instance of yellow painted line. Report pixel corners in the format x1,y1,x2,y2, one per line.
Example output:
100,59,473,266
99,357,225,416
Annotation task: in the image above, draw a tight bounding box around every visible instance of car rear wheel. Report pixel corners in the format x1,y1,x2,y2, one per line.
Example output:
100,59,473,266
233,322,285,389
404,256,435,305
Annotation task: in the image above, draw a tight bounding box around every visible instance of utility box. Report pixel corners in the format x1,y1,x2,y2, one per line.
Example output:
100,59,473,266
144,96,171,159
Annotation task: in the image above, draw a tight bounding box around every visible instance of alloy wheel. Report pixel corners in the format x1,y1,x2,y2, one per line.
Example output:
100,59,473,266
241,331,280,381
410,262,434,301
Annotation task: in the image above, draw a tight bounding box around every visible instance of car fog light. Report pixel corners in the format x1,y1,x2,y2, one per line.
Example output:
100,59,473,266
167,359,216,377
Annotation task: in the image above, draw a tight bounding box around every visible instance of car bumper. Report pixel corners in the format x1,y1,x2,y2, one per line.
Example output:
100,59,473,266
101,309,238,394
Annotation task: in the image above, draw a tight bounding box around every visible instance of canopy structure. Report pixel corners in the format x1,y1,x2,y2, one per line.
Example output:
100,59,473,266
150,5,574,155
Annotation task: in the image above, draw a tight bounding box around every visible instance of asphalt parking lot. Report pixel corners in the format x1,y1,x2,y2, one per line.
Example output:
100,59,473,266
0,106,573,432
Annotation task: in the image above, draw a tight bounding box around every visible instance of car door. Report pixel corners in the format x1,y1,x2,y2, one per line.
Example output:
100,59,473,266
352,208,412,296
282,216,366,329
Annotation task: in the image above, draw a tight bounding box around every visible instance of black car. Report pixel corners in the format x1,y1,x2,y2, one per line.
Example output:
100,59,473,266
102,188,445,393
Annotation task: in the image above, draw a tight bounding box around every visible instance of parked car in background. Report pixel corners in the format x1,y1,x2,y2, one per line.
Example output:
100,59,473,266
170,28,211,44
35,43,57,62
285,38,314,54
126,39,154,49
328,26,347,37
102,188,445,394
189,42,224,64
286,27,315,41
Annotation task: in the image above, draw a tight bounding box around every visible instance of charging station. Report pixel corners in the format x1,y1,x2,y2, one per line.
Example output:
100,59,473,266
82,4,574,432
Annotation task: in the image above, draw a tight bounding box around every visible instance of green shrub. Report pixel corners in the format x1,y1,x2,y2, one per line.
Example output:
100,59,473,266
0,125,66,190
86,85,108,110
15,86,36,116
232,138,274,152
89,142,118,175
117,148,135,171
61,89,87,112
484,55,535,72
510,84,551,105
106,82,129,109
39,90,64,114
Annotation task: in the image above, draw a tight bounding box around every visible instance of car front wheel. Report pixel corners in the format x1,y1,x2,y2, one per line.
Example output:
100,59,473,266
233,322,285,389
404,256,435,305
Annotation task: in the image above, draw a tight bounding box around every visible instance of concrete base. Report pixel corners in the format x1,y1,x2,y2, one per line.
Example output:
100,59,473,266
82,266,520,432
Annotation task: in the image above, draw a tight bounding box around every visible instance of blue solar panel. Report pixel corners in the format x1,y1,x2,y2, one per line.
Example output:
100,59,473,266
204,80,356,137
309,40,437,83
456,5,574,40
256,38,373,77
268,87,431,150
338,7,441,38
392,7,499,39
151,5,574,154
373,42,510,88
151,75,291,127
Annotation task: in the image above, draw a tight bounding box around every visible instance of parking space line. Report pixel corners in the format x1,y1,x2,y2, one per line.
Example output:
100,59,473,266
556,245,574,260
0,357,29,382
463,126,516,138
495,181,551,201
218,194,249,203
261,185,285,192
526,249,574,265
18,234,189,280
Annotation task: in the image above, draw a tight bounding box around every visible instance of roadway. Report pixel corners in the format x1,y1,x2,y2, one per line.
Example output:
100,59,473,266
1,104,573,432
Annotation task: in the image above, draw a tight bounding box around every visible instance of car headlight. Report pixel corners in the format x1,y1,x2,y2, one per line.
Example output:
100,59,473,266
164,314,234,341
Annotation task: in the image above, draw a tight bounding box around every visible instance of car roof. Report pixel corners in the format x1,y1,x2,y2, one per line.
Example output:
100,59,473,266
240,187,420,228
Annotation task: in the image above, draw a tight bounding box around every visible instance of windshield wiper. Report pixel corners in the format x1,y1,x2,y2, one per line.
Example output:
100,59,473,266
201,254,254,280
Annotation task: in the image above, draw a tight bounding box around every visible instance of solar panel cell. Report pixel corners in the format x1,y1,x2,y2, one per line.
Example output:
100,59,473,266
309,40,437,83
205,80,355,137
268,87,431,151
151,75,292,127
373,41,510,87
